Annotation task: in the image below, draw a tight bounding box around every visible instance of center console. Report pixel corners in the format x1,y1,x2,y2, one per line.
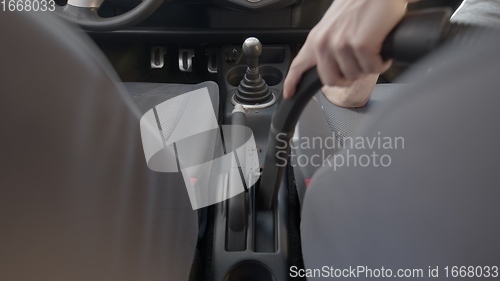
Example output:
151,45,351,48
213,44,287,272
209,37,294,281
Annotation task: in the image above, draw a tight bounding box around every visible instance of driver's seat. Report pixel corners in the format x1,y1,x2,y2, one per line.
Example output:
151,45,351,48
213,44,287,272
0,11,215,281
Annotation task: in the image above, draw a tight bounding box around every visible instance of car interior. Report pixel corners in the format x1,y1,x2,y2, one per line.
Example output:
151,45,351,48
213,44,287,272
2,0,500,281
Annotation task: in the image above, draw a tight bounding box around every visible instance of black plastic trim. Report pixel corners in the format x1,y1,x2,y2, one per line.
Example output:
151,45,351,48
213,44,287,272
88,28,310,44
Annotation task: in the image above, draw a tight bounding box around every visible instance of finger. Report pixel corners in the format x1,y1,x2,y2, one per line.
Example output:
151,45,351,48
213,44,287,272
322,85,348,107
321,75,375,108
352,44,386,74
283,43,317,99
316,51,353,88
334,42,364,81
380,59,393,73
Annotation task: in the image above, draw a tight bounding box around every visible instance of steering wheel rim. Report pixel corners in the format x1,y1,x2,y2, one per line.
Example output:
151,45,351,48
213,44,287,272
55,0,165,31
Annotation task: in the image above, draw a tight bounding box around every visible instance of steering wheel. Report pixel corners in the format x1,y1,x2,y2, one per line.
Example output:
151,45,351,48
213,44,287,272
55,0,164,31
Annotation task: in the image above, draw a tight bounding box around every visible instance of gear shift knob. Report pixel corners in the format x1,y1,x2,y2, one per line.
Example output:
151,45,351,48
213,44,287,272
242,37,263,69
235,37,271,104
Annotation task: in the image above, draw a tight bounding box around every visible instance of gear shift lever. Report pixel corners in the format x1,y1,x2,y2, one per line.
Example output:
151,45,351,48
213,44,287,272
235,37,272,104
243,37,262,70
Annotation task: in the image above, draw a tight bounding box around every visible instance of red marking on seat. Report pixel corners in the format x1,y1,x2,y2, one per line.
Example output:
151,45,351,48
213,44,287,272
190,178,198,186
305,178,312,188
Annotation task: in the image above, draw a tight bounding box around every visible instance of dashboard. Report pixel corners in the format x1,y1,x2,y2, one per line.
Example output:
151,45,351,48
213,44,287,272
213,0,298,11
98,0,333,29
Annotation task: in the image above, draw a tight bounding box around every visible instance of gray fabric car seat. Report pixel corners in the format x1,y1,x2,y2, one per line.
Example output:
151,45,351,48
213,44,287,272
293,84,407,207
0,11,218,281
293,0,500,208
300,34,500,279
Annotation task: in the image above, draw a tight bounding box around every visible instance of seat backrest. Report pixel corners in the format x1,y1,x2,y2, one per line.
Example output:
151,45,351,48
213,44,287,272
0,11,198,281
